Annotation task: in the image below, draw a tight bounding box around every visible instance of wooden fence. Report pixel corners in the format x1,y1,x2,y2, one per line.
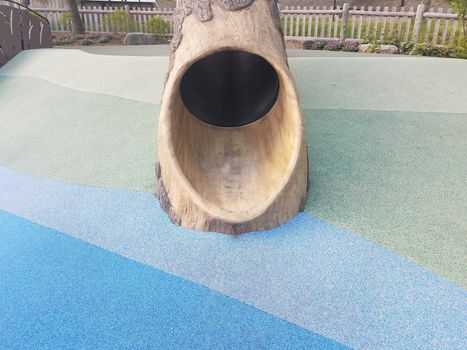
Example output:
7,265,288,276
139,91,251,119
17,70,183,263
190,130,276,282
32,2,465,45
281,4,464,45
34,0,173,33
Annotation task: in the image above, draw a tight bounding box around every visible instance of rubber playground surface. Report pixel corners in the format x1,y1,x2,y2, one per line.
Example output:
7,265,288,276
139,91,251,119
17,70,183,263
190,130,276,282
0,46,466,349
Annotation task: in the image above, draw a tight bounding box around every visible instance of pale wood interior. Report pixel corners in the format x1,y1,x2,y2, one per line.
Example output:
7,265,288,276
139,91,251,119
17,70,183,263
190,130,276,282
169,78,296,215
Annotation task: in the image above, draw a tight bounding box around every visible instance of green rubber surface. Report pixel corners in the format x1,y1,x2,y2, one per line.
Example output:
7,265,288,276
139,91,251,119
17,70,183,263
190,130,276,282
0,48,466,288
0,75,157,191
305,108,467,288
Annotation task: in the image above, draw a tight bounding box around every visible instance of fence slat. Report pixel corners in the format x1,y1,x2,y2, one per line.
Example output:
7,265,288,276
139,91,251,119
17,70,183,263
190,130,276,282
380,7,388,39
366,6,373,38
91,6,96,32
80,6,88,31
295,6,300,36
320,6,326,37
289,7,294,36
103,6,108,32
307,9,312,37
56,8,63,31
93,6,99,32
374,7,380,38
388,7,396,38
302,10,306,36
450,19,458,44
441,14,449,45
405,7,414,42
432,8,443,44
137,6,142,32
351,6,356,38
283,10,288,36
333,6,340,38
314,7,319,37
397,6,404,39
425,8,434,42
143,7,148,33
357,7,364,39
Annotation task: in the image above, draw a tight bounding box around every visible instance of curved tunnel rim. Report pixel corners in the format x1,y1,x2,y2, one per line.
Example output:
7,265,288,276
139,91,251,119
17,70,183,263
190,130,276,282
162,46,304,223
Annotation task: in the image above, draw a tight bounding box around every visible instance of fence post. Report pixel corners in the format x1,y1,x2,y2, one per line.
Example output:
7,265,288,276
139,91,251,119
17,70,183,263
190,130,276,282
412,4,425,42
340,3,350,41
124,4,130,14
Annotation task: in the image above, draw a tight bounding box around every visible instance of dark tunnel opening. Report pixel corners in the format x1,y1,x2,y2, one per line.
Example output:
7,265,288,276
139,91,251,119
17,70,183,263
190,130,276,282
179,50,280,127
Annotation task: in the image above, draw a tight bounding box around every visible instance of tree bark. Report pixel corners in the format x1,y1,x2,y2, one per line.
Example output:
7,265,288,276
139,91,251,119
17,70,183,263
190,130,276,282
422,0,432,12
66,0,85,34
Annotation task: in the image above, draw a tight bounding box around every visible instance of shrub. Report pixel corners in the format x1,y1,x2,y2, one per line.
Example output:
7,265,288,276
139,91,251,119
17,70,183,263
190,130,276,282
454,50,467,59
53,36,74,46
367,43,380,53
80,39,93,46
362,33,378,45
385,37,402,49
97,35,113,44
303,40,326,50
143,16,171,37
58,12,72,31
399,42,414,55
324,40,343,51
341,41,359,52
103,10,136,33
410,43,452,57
449,38,467,59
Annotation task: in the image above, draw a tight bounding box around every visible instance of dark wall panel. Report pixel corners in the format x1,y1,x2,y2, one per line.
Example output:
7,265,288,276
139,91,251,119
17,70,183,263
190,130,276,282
0,4,51,67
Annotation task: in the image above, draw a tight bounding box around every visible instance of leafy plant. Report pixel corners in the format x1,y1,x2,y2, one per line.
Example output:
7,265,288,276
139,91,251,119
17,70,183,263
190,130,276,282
58,12,72,31
341,41,359,52
103,10,136,33
367,43,381,53
97,35,113,44
80,39,93,46
399,42,414,55
450,0,466,39
385,37,402,49
362,32,378,45
303,40,326,50
53,36,74,46
324,40,343,51
450,38,467,58
143,16,171,37
410,43,452,57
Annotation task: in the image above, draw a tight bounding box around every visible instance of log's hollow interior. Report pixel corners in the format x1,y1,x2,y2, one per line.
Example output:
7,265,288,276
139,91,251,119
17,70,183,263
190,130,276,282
170,50,296,217
179,50,279,127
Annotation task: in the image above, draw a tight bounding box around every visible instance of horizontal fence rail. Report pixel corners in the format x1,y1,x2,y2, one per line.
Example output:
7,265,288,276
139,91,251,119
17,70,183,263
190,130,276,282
31,2,466,46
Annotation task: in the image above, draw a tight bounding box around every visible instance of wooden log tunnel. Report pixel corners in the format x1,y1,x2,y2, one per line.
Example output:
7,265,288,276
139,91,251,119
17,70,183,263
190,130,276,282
156,0,308,234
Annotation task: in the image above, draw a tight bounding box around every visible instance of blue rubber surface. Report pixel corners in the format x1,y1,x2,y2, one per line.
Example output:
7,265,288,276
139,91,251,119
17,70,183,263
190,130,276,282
0,210,346,350
1,165,466,349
